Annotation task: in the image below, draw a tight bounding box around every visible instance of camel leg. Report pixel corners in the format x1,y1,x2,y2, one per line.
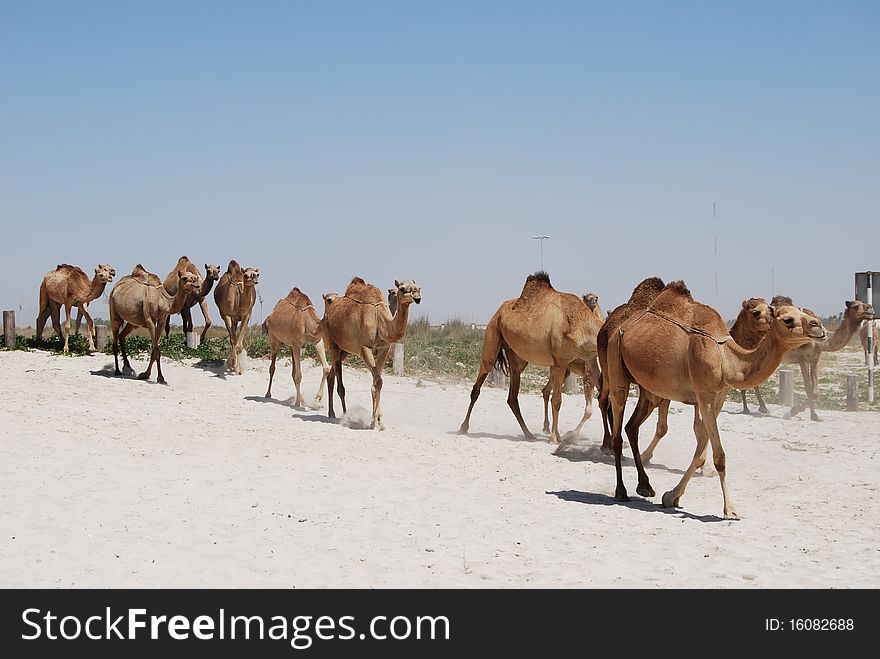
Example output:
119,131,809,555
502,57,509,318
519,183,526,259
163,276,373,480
661,405,710,509
807,358,820,421
597,372,614,454
80,305,96,352
505,351,535,440
182,306,193,336
547,364,567,444
326,344,338,419
640,398,670,464
570,360,596,436
541,378,553,434
36,282,50,342
265,337,279,398
138,318,160,382
61,302,74,353
459,320,502,435
790,360,811,418
361,346,389,430
49,303,63,339
624,388,659,498
740,389,751,414
704,392,738,518
153,317,168,385
165,315,171,339
335,353,347,414
754,386,768,414
110,305,122,375
222,314,236,372
73,304,84,336
116,323,136,375
312,338,330,405
608,383,630,502
236,313,251,375
198,298,212,342
292,346,305,408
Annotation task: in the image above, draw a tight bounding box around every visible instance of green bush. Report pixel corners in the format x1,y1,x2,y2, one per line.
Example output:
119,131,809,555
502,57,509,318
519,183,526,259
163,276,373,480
8,333,92,355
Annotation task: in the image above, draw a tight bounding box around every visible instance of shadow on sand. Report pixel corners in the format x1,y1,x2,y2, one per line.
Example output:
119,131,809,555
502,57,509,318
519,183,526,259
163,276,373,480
191,360,230,380
546,490,724,522
553,442,697,477
450,430,551,444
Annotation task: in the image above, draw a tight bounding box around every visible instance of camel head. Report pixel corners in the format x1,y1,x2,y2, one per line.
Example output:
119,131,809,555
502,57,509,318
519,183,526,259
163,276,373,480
844,300,875,322
204,264,221,282
393,279,421,305
583,293,599,311
242,267,260,287
741,297,773,332
772,305,827,348
177,270,201,293
95,263,116,283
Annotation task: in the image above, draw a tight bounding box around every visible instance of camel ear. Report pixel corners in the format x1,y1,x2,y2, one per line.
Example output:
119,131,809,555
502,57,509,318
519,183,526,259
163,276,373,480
741,299,750,310
205,264,209,270
845,300,854,308
394,279,401,288
768,305,776,317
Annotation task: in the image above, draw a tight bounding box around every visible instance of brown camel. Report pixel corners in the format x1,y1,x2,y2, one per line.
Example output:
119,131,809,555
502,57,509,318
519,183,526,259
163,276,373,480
36,263,116,352
639,296,775,465
458,272,604,444
213,260,260,375
776,296,874,421
602,280,826,518
596,277,667,453
108,265,199,383
322,277,421,429
861,320,878,366
263,287,331,406
161,257,221,341
542,292,605,438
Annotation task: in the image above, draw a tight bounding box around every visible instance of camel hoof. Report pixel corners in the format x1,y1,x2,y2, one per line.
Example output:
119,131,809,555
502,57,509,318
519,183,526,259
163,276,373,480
661,491,678,508
614,491,630,503
600,443,613,455
523,432,537,441
724,509,741,520
265,393,272,399
758,406,769,414
637,484,655,498
810,414,821,422
157,378,167,385
137,372,149,380
457,425,469,435
542,425,551,434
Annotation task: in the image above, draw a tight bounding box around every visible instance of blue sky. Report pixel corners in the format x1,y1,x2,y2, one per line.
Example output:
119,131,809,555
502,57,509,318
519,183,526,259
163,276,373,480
2,1,878,325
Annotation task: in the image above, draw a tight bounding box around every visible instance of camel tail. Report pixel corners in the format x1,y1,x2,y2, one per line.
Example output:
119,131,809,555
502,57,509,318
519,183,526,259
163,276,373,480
495,343,509,377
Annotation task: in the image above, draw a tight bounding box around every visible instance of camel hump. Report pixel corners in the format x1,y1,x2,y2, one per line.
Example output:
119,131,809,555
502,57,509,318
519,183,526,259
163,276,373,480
55,264,88,277
771,295,794,307
344,277,383,303
663,280,693,299
285,287,311,306
129,264,163,286
226,260,242,277
526,271,552,287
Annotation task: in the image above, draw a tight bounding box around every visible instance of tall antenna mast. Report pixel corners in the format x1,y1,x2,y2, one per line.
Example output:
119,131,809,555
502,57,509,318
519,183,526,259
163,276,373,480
713,202,719,298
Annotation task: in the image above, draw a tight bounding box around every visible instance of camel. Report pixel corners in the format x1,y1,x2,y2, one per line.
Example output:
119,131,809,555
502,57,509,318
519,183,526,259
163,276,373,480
108,265,200,383
161,257,221,341
601,280,826,518
322,277,421,429
639,297,775,465
263,287,331,406
35,263,116,352
776,296,874,421
458,272,604,444
860,320,878,366
541,292,605,437
213,260,260,375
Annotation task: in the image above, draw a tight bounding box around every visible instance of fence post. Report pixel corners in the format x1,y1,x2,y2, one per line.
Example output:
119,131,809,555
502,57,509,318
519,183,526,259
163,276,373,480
95,324,109,351
563,372,578,394
186,332,200,349
778,369,794,407
846,374,859,412
3,310,14,348
392,343,405,375
489,365,506,387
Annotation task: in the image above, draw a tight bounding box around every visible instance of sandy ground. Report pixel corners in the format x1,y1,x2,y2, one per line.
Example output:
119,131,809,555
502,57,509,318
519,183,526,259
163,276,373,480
1,348,878,588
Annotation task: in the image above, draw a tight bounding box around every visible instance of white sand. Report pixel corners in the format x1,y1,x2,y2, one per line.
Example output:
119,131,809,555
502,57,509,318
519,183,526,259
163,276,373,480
1,348,878,588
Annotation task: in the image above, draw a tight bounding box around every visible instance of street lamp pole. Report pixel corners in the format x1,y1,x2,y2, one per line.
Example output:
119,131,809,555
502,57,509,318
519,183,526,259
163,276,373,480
532,235,550,270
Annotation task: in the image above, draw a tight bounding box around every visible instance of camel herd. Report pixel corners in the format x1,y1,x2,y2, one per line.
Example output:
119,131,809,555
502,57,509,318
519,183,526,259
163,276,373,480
34,261,875,518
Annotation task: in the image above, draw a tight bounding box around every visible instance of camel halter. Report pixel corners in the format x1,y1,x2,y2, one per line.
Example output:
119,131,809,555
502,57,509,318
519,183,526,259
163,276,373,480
620,306,733,388
283,298,315,312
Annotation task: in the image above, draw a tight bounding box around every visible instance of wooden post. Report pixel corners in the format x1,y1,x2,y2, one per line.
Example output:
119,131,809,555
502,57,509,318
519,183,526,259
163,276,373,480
95,324,109,351
185,332,200,349
392,343,405,375
563,372,578,394
3,310,14,348
846,374,859,412
778,369,794,407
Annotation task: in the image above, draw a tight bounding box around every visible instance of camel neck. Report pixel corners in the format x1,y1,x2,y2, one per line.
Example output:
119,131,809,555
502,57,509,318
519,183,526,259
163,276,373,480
86,276,108,303
381,298,411,343
197,276,216,300
822,313,861,352
722,329,800,390
168,285,192,315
